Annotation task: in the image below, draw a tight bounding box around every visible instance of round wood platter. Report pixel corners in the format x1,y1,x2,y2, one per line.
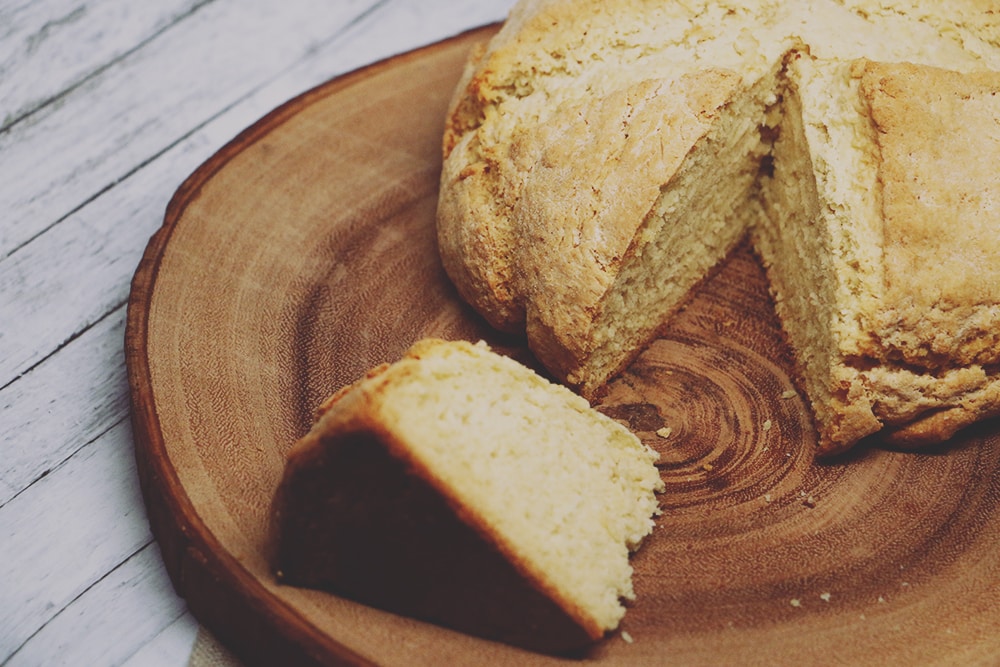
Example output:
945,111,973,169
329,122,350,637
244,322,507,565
126,24,1000,667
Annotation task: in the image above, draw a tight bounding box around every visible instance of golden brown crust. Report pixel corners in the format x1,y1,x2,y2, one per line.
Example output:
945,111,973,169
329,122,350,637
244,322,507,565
814,367,882,457
811,62,1000,454
437,130,526,332
860,61,1000,369
513,71,743,387
437,0,625,332
441,41,489,159
884,388,1000,447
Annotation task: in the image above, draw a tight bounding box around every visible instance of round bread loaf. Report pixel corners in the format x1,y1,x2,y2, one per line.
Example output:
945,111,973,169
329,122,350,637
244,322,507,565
437,0,1000,455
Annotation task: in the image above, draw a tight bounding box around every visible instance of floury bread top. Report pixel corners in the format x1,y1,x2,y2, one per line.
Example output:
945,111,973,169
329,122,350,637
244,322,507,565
435,0,1000,454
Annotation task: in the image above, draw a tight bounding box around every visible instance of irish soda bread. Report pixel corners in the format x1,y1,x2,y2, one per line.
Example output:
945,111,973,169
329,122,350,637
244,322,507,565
437,0,1000,455
271,339,663,653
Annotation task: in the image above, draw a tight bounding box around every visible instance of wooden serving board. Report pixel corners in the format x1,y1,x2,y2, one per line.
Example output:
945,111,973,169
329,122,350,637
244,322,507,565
126,25,1000,666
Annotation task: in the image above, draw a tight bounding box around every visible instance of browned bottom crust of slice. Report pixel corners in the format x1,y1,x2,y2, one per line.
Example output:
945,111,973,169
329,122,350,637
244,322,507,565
271,430,599,655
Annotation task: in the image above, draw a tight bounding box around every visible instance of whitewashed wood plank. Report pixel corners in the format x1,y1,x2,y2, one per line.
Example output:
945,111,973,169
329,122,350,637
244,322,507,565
0,0,209,130
310,0,513,79
120,612,198,667
0,0,383,259
0,0,512,391
0,162,162,389
0,305,127,506
0,419,152,663
4,544,190,667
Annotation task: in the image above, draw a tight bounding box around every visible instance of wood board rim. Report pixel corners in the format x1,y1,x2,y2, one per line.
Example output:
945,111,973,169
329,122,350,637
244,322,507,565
123,25,504,666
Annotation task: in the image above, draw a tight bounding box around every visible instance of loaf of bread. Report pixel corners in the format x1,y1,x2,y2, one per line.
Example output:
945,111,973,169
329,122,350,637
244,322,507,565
758,55,1000,450
271,339,663,653
437,0,1000,455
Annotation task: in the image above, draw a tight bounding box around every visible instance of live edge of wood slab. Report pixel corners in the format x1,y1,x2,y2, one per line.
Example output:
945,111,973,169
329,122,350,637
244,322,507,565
125,23,1000,667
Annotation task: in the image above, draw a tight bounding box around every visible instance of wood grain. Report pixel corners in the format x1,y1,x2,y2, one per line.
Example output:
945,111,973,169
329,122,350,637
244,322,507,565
7,543,189,667
0,0,204,131
0,0,389,260
0,420,155,658
127,25,1000,667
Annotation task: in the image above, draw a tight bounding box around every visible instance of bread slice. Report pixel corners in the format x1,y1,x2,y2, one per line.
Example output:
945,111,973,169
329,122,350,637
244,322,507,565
270,339,663,653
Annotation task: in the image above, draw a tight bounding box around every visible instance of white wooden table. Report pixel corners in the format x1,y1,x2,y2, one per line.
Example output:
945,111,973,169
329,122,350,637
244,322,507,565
0,2,514,664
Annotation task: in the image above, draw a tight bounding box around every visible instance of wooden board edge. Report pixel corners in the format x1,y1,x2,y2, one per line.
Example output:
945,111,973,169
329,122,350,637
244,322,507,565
123,23,502,667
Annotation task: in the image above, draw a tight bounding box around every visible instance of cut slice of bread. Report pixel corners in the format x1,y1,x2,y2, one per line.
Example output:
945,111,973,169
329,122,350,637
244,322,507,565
755,53,889,452
271,339,663,653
